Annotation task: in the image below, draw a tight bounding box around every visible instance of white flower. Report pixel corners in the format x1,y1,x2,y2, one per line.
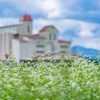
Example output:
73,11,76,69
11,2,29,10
35,99,40,100
6,84,12,88
0,81,2,84
96,96,99,98
72,82,76,87
31,86,35,91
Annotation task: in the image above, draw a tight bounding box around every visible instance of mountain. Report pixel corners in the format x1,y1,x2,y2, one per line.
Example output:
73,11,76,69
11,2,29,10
71,46,100,62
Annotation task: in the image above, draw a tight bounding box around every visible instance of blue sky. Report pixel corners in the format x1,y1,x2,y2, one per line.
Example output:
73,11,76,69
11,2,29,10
0,0,100,50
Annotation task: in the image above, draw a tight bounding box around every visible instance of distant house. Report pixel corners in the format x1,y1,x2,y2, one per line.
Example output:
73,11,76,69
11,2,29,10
0,14,74,63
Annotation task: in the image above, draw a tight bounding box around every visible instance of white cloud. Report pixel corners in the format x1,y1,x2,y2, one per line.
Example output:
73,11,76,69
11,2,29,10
40,0,59,12
33,18,100,37
1,0,100,19
72,37,100,50
3,9,12,16
33,18,53,34
1,0,79,19
87,10,100,16
78,30,94,37
0,18,19,27
4,0,61,18
47,9,61,18
35,18,99,37
0,0,8,1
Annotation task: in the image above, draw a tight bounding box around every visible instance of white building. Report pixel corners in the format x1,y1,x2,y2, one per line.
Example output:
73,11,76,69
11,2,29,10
0,14,74,63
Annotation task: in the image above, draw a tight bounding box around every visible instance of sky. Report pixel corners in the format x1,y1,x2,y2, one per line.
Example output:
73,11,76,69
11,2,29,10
0,0,100,50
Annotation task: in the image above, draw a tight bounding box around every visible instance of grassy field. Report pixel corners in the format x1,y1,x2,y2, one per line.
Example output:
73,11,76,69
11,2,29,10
0,53,100,100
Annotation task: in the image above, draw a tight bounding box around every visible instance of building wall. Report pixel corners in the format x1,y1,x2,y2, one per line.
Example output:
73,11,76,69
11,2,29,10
20,42,28,59
0,25,18,60
0,20,32,60
17,21,32,37
12,33,71,63
12,39,20,63
39,27,71,54
27,38,46,57
0,34,15,60
59,42,71,54
39,27,59,53
19,38,46,60
0,27,17,34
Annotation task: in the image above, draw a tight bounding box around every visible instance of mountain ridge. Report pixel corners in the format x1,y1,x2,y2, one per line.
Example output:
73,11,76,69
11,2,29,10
71,46,100,61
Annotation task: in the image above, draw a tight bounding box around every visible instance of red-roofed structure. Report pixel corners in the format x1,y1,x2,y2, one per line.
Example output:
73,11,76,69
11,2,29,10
13,38,28,42
0,14,72,63
40,26,51,32
59,40,70,43
20,14,32,22
23,34,46,39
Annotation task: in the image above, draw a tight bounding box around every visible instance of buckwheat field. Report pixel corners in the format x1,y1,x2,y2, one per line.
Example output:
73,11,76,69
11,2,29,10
0,53,100,100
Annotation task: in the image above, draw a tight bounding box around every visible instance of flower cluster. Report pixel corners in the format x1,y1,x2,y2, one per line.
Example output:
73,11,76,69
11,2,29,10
0,53,100,100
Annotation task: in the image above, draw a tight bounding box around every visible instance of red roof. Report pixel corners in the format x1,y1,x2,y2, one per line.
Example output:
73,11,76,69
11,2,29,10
13,38,28,42
23,34,46,39
20,14,32,22
59,40,70,43
35,52,61,59
20,59,69,62
40,26,51,32
43,52,61,57
0,24,20,29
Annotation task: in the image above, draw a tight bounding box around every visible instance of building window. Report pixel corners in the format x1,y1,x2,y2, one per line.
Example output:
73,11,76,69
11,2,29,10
60,45,68,48
27,22,30,25
49,34,51,40
14,34,19,38
37,51,44,53
60,51,66,53
51,26,54,29
60,51,69,53
27,25,30,32
54,34,56,40
36,45,44,47
13,27,16,33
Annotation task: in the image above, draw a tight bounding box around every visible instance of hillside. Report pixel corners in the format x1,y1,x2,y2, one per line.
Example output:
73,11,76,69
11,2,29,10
71,46,100,61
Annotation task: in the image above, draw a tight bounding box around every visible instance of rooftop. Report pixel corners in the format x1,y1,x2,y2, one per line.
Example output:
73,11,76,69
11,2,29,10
0,24,19,29
40,25,52,32
13,38,28,42
22,34,46,39
20,14,32,22
59,40,70,43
